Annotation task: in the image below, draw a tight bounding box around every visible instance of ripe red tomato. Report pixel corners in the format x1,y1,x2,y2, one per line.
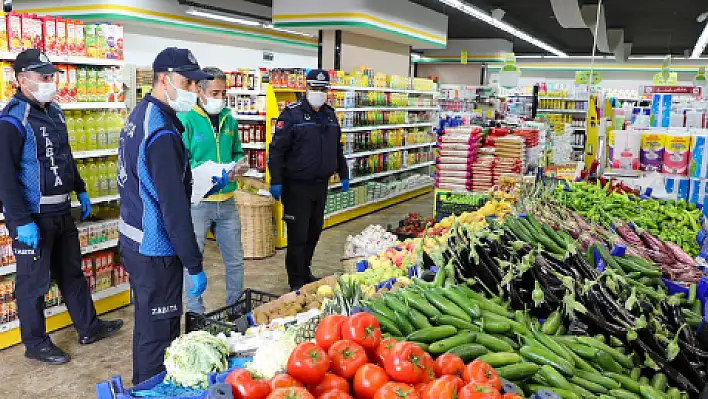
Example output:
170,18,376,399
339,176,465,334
433,354,465,377
383,342,426,384
267,387,315,399
316,315,347,351
501,394,523,399
224,369,271,399
375,338,397,365
309,373,350,398
318,390,354,399
270,374,304,391
373,382,420,399
462,361,501,391
457,384,501,399
287,342,330,385
413,383,429,394
328,340,368,379
419,353,436,383
353,363,390,399
421,378,458,399
341,313,382,351
437,375,465,391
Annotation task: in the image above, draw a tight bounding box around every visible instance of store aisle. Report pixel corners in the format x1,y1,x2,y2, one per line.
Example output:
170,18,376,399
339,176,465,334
0,194,432,398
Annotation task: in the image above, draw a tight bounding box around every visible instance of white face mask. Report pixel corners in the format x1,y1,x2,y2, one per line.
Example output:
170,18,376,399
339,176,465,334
28,79,57,103
166,76,197,113
202,97,224,115
307,91,328,109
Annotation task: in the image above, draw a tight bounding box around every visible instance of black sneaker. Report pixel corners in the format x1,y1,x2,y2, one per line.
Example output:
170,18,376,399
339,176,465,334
79,319,124,345
306,275,320,283
25,343,70,365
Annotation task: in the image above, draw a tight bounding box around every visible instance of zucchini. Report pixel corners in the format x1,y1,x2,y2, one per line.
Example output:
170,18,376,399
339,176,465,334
539,365,572,390
423,289,471,322
445,343,488,363
604,372,641,394
432,315,479,331
428,331,477,355
570,376,609,394
407,308,433,329
406,325,457,343
475,333,514,352
519,345,574,376
495,363,539,381
609,389,641,399
476,352,521,368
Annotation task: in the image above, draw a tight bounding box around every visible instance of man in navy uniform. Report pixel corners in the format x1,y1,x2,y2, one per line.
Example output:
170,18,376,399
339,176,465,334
268,69,350,291
0,49,123,364
118,47,225,384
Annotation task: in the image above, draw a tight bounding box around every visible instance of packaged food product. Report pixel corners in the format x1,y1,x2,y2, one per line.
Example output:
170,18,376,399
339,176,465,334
40,15,56,54
55,17,66,55
66,18,75,55
85,23,96,58
115,24,123,60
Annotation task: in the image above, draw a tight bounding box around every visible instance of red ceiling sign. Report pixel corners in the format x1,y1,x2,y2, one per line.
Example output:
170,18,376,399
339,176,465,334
641,86,702,96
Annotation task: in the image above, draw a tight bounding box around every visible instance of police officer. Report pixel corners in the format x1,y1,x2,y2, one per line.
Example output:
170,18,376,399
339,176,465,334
268,69,350,291
117,47,222,384
0,49,123,364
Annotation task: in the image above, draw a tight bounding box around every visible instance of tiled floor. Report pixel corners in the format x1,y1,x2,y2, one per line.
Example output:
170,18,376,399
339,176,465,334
0,194,432,398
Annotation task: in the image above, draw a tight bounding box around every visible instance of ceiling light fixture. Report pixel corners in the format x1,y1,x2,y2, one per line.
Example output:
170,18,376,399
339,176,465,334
692,20,708,58
439,0,568,57
186,7,264,27
262,24,315,38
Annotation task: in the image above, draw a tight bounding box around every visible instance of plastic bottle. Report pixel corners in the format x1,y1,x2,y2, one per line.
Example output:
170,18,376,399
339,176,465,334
96,110,107,150
75,110,86,151
87,158,99,197
98,160,109,196
107,111,119,148
85,110,96,150
76,160,86,196
65,111,76,151
107,158,117,194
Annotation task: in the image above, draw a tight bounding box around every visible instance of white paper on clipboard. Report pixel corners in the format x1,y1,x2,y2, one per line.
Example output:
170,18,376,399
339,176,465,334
191,160,236,203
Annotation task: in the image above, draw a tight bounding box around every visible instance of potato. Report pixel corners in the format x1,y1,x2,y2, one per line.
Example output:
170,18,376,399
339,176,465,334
308,301,321,310
254,311,269,325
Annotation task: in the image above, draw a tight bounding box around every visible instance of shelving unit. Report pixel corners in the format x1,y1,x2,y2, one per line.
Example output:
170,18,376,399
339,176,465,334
73,148,119,159
335,106,438,112
345,142,436,159
537,108,587,114
242,143,266,150
233,114,266,122
0,52,125,66
329,161,435,189
341,122,434,133
323,186,432,228
60,102,126,110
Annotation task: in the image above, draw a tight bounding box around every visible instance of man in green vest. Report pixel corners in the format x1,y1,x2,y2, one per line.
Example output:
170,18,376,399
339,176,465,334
179,66,246,314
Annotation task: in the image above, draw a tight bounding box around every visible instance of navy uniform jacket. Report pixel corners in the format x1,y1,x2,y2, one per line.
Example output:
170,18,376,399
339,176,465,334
117,94,202,275
0,91,86,225
268,99,349,185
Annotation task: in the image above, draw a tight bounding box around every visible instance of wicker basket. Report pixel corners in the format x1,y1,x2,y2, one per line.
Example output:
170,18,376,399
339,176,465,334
234,177,275,259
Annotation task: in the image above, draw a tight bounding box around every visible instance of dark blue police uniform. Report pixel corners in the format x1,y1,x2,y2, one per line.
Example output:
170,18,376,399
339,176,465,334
0,89,101,351
268,70,349,289
118,48,211,384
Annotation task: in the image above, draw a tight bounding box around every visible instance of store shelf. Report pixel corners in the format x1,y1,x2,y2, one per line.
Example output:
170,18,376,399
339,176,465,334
324,186,432,228
243,170,265,179
0,52,124,66
330,86,437,95
341,122,434,133
0,265,16,276
71,194,120,207
345,142,436,159
0,283,132,349
539,97,588,101
60,102,126,110
73,148,118,159
329,161,435,188
272,88,306,93
0,239,118,277
233,113,266,121
537,109,587,114
227,89,265,96
335,106,438,112
242,142,266,150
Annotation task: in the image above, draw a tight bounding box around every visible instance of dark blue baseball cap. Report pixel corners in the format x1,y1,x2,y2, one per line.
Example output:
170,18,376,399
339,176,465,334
306,69,330,88
153,47,213,81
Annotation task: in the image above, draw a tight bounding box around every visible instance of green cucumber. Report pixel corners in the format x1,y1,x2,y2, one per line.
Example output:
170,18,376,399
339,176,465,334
578,336,635,368
594,350,623,373
604,372,641,394
432,315,479,331
543,311,562,335
519,345,574,376
667,387,680,399
441,288,482,319
609,389,641,399
445,343,488,363
407,308,433,329
650,373,667,392
372,313,402,336
525,385,580,399
580,373,621,390
639,385,666,399
539,365,572,390
455,286,512,317
476,352,521,367
399,290,442,319
428,331,477,355
411,342,429,352
366,300,397,322
639,376,649,386
475,333,514,352
560,342,597,372
570,376,608,394
495,363,539,381
531,327,575,366
566,342,600,359
478,318,511,333
393,311,414,336
423,290,471,322
572,384,595,399
406,325,457,343
432,265,446,288
384,295,410,315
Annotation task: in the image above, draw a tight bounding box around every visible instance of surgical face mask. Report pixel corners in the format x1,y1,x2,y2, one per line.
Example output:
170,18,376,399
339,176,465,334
307,90,328,109
202,97,224,115
27,79,57,103
166,76,197,113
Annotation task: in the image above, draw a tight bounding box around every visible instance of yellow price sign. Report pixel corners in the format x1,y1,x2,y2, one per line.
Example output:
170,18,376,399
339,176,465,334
461,49,468,65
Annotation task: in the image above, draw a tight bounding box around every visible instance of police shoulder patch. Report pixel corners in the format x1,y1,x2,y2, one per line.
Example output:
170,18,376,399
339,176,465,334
276,120,285,129
286,101,301,109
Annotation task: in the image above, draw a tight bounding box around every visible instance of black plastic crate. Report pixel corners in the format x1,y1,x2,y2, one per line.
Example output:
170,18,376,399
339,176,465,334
185,289,279,335
435,191,488,222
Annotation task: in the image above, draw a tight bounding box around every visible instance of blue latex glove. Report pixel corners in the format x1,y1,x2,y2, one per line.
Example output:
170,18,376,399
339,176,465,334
270,184,282,200
77,192,91,220
698,229,706,246
205,169,229,197
16,222,40,249
341,179,350,193
187,271,208,297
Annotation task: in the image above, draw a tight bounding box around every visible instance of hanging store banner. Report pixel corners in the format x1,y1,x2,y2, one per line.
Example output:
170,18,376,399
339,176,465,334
574,70,602,85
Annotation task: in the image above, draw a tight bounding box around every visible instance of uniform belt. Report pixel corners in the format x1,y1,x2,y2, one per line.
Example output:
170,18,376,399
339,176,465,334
39,193,71,205
119,217,144,243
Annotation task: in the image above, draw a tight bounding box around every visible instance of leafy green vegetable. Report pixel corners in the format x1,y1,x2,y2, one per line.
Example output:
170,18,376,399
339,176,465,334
164,331,229,389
